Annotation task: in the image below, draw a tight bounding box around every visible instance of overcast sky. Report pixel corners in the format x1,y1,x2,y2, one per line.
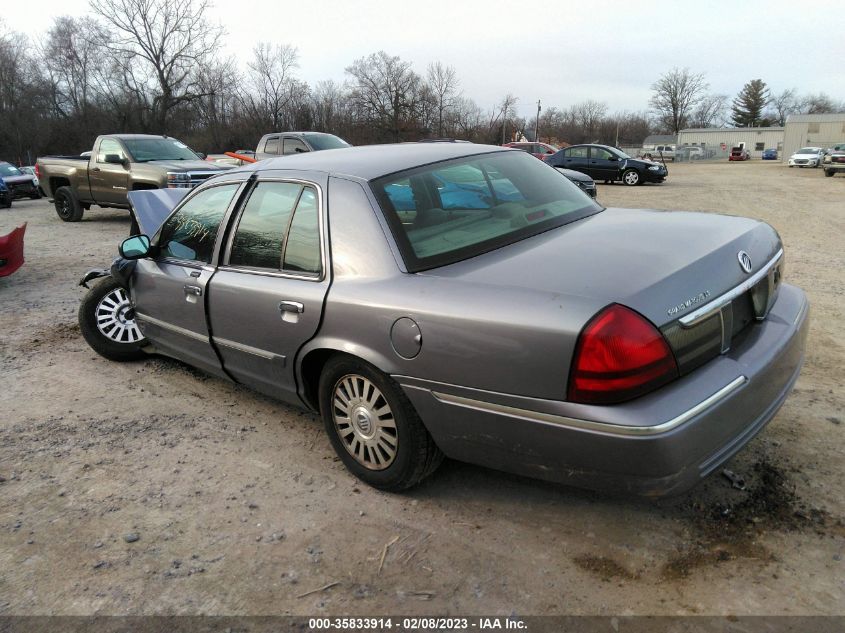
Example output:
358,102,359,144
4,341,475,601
3,0,842,116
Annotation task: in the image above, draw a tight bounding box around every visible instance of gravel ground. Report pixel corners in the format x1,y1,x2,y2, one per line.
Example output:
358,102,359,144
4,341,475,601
0,160,843,616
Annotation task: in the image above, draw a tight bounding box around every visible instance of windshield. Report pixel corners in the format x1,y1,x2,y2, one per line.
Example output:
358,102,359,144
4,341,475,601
301,133,350,151
796,148,818,154
0,163,23,177
123,138,200,162
372,151,602,272
612,148,631,159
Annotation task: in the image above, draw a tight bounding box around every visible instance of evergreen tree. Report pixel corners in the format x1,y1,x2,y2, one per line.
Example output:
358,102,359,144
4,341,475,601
731,79,770,127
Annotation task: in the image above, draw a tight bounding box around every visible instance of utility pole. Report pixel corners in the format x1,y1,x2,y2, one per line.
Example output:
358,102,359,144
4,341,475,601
534,99,541,143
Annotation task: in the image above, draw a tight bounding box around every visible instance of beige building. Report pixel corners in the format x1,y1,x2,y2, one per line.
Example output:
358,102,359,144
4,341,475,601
783,113,845,159
677,127,784,159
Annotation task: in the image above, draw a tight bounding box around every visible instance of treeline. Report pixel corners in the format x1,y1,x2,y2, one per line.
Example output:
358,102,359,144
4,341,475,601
1,0,843,165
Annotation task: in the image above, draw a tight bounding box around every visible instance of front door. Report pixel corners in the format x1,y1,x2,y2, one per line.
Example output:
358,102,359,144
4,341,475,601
588,146,618,181
132,182,243,378
89,138,130,206
207,178,329,404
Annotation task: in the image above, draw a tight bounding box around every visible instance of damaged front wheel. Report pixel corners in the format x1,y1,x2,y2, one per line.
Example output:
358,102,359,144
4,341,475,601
79,276,148,361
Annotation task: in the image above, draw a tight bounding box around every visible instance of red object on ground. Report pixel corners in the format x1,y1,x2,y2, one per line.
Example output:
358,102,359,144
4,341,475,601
0,223,27,277
224,151,257,163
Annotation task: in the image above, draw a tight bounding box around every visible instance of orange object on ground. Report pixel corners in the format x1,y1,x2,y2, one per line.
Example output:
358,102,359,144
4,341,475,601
0,222,26,277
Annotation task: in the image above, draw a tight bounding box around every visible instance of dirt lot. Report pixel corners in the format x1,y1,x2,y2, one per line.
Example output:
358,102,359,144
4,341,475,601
1,160,843,616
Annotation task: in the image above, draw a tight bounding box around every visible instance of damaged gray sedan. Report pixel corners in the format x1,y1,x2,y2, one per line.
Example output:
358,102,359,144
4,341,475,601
78,143,809,495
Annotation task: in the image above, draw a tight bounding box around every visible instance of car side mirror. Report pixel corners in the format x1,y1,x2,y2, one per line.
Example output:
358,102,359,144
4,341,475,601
104,154,125,165
120,235,151,259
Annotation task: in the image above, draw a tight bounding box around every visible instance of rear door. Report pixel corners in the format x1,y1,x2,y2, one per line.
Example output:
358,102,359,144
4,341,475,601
207,175,329,404
557,146,590,174
132,181,244,378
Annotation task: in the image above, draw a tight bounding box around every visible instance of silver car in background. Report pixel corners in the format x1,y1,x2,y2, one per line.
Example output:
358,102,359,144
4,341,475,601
78,143,809,495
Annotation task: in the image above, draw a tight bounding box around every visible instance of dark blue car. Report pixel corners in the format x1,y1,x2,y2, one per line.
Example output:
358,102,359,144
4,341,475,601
0,178,11,208
762,148,778,160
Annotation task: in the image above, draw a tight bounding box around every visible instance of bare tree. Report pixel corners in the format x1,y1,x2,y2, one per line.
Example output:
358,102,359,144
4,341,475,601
572,100,608,139
94,0,224,132
346,51,421,142
426,61,459,137
764,89,799,126
690,94,728,128
649,67,709,134
799,92,843,114
244,43,301,131
41,16,109,137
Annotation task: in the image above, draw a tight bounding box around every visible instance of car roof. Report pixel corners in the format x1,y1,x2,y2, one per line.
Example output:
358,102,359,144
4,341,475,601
260,131,340,138
238,143,510,181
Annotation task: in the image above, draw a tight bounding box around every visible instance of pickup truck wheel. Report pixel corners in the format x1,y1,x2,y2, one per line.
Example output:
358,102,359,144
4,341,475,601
78,277,147,361
319,355,443,491
622,169,641,186
54,186,84,222
825,169,834,177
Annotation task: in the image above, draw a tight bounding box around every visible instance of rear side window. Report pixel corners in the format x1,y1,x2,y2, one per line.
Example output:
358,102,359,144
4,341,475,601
263,136,280,154
226,182,322,275
228,182,301,268
158,184,240,263
567,147,588,158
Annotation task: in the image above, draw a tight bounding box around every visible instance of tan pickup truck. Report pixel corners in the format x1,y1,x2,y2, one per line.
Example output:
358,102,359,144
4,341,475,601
37,134,229,222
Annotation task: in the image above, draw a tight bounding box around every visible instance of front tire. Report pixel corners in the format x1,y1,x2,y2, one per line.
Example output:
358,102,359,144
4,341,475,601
319,355,443,491
78,277,148,361
622,169,641,186
54,186,84,222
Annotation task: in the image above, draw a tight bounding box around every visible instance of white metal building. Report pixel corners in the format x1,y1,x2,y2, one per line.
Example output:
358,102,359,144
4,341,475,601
783,113,845,159
677,127,784,159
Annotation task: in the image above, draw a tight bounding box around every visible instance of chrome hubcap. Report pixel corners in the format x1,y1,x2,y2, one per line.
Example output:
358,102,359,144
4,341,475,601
95,287,143,344
332,374,397,470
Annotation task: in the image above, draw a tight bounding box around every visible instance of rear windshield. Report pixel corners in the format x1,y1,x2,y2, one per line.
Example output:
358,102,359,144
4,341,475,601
301,133,350,151
371,151,602,272
123,138,201,162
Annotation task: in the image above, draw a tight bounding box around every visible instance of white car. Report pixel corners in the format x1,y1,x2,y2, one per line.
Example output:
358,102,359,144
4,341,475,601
788,147,824,168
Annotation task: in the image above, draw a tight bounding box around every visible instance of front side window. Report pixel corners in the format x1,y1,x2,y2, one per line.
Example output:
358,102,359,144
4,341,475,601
158,184,240,263
373,151,601,272
591,147,613,160
283,138,309,155
97,139,127,164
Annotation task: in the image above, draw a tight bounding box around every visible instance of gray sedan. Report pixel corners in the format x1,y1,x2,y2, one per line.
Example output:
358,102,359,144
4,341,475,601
78,143,809,495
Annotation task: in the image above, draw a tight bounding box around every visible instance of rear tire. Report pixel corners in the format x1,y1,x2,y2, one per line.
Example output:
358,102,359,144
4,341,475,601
319,355,443,491
54,186,84,222
79,277,148,361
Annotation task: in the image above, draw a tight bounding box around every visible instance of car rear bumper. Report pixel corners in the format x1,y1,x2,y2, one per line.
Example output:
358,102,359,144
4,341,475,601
398,283,809,496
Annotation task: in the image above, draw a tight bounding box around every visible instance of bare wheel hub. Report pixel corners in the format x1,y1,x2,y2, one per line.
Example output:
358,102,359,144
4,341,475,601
332,374,398,471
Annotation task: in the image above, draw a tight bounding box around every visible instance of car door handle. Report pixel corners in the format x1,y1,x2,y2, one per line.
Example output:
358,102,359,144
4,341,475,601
279,301,304,314
183,284,203,296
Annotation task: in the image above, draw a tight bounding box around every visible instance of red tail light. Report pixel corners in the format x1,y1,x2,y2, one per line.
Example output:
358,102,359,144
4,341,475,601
568,304,679,405
34,164,41,179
